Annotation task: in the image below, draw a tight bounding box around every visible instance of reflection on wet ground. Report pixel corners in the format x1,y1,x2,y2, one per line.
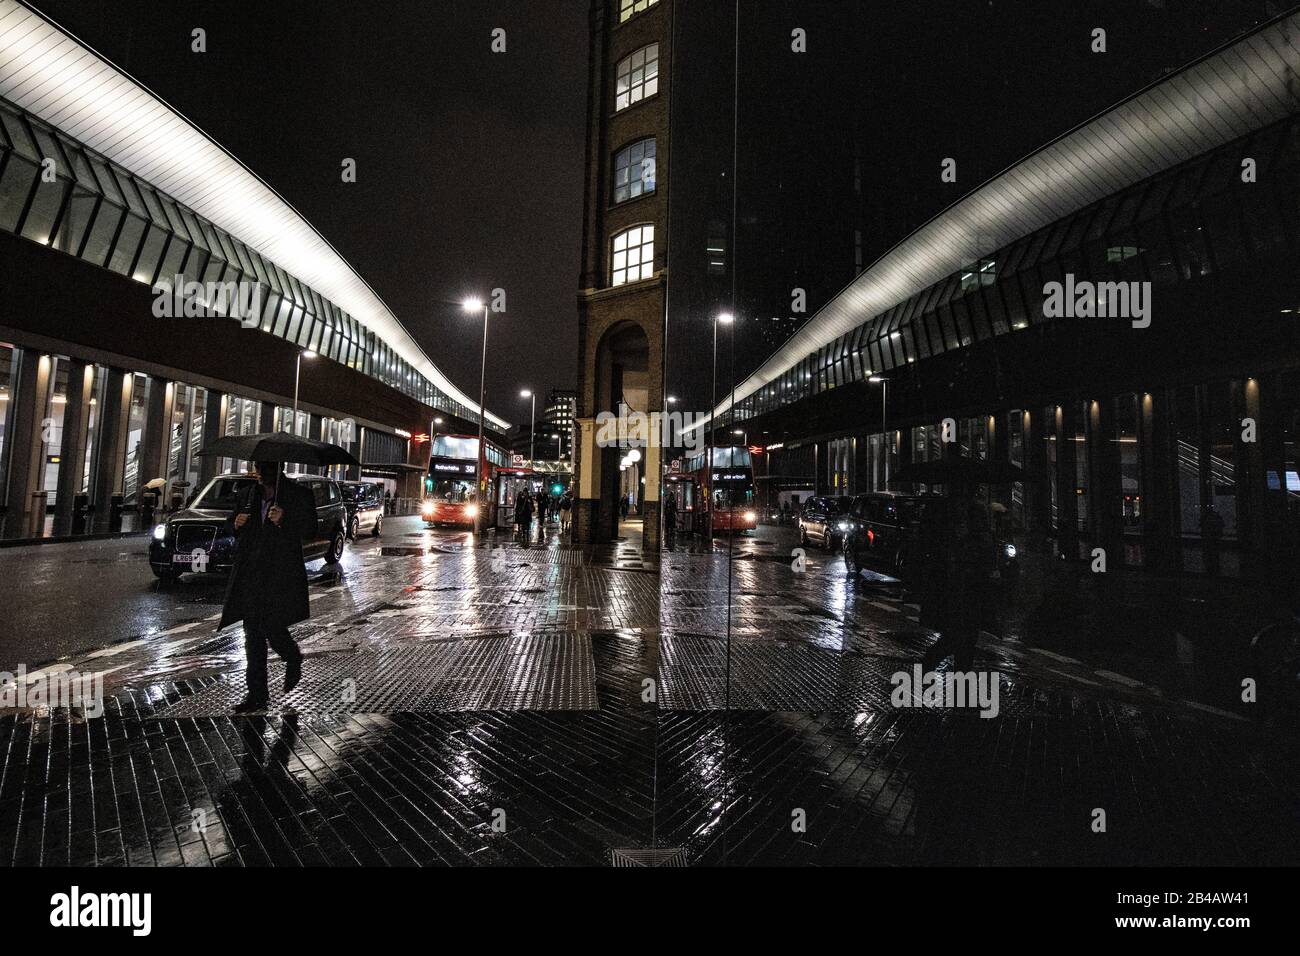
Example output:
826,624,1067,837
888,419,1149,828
0,518,1295,866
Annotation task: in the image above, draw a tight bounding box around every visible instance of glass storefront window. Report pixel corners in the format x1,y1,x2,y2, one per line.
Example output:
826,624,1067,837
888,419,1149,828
123,374,150,503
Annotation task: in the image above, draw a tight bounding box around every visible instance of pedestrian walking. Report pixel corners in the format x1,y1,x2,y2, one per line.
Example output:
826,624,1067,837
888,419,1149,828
619,494,630,520
559,490,574,533
221,461,314,713
536,491,550,527
662,491,677,535
922,502,998,674
516,489,533,536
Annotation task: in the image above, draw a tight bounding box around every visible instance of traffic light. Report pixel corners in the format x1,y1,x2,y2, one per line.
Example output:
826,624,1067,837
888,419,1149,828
424,477,433,494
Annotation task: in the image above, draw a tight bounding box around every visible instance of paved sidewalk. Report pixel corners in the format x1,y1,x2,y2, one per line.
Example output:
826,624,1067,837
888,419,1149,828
0,522,1294,866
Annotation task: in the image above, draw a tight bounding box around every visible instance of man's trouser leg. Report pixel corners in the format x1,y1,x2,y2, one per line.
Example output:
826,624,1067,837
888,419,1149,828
266,626,300,667
244,621,270,701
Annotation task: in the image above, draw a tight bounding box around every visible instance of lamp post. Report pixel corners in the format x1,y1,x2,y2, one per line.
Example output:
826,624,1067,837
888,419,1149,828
520,388,536,466
292,349,316,435
710,312,734,540
464,298,490,532
869,375,888,487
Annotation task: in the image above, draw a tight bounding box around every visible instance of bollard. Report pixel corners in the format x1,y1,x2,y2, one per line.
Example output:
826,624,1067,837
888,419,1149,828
28,491,49,538
72,493,90,535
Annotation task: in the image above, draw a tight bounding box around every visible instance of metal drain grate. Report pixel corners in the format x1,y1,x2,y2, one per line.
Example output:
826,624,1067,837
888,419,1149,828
150,633,598,717
608,847,690,867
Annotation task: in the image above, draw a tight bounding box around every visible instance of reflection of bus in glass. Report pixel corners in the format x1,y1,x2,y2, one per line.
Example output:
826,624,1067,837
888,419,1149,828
420,434,506,528
684,446,757,535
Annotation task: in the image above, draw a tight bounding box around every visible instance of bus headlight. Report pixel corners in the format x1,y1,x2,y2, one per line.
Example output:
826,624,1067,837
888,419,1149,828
153,524,167,541
421,501,434,518
743,510,756,522
466,504,479,518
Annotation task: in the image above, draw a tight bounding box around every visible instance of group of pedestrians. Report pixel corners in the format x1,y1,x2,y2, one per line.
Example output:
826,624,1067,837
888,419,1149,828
514,487,574,538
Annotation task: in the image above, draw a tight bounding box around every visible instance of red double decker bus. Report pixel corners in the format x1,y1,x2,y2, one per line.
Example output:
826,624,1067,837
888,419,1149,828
680,446,757,536
420,434,506,528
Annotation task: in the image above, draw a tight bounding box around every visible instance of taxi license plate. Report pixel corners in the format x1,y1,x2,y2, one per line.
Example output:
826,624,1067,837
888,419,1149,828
172,551,206,565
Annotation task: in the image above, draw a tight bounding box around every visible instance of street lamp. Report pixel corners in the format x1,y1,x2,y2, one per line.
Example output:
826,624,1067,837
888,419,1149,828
869,374,888,487
292,349,316,435
709,313,734,539
520,388,536,466
464,297,490,531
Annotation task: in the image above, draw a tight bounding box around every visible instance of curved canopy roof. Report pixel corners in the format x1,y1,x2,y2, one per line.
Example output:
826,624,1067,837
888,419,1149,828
0,0,510,430
719,10,1300,418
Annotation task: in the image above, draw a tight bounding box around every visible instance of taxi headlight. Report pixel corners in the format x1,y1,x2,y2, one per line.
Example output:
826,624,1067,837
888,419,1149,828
837,521,850,532
153,523,167,541
1004,543,1017,558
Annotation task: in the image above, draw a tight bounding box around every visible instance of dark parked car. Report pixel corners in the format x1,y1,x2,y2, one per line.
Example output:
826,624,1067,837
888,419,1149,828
798,495,853,550
841,493,929,576
148,473,348,585
841,492,1019,584
341,481,384,539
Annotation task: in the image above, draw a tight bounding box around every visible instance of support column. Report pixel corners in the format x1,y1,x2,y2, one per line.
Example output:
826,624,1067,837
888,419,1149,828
2,349,53,538
53,360,93,535
574,416,599,546
91,368,132,532
1238,376,1265,577
1023,409,1051,537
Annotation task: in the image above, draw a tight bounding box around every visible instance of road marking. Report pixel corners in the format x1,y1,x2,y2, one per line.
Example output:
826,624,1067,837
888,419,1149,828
1181,700,1248,722
866,600,900,614
1094,669,1146,687
80,639,149,661
1044,667,1105,688
1029,647,1083,666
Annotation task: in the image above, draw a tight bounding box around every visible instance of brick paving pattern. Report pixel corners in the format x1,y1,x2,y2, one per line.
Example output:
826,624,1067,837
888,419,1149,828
0,521,1295,866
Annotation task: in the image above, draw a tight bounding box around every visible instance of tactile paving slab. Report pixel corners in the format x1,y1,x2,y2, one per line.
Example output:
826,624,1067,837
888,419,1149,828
150,633,598,717
658,632,1033,714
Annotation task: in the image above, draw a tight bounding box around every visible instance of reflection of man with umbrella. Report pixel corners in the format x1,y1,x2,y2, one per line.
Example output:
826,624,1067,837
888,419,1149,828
200,432,357,713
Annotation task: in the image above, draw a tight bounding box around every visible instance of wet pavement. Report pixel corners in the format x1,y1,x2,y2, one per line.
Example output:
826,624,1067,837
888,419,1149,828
0,517,1295,866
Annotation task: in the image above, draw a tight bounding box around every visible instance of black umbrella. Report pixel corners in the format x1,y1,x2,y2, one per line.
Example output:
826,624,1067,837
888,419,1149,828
197,431,359,499
893,457,1026,486
197,431,359,467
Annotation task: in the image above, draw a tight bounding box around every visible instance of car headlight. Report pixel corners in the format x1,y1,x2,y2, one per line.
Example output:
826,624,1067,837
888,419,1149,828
1004,543,1017,558
743,510,756,522
466,504,479,518
837,522,850,532
153,523,167,541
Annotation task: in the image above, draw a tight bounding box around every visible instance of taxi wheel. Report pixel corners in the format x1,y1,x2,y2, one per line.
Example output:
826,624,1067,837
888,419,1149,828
372,515,383,537
348,516,359,540
329,529,346,563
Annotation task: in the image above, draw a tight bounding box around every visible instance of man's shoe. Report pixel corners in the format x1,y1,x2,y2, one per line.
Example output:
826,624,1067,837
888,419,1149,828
283,652,303,694
232,696,268,714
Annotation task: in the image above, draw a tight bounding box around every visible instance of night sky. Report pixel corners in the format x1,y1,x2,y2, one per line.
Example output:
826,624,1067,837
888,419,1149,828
27,0,590,424
24,0,1285,423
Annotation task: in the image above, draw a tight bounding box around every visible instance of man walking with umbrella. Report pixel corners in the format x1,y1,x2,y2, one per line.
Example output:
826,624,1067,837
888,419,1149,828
220,459,317,713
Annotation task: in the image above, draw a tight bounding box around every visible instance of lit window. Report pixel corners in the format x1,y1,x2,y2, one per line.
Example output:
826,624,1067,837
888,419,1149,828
618,0,659,23
611,224,654,286
613,138,656,204
615,44,659,111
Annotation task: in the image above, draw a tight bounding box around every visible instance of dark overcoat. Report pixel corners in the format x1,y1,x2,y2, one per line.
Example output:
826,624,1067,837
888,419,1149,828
219,477,317,631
